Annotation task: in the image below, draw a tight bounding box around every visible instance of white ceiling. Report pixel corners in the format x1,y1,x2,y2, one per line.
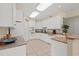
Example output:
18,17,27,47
16,3,79,20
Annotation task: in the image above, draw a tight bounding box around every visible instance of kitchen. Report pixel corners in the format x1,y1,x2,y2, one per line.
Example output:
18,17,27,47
0,3,79,56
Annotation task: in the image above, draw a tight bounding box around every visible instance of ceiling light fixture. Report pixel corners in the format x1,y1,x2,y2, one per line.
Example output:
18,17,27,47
37,3,53,11
29,11,39,18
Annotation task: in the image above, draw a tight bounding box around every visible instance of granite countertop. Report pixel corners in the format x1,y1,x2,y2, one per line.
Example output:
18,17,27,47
0,36,26,50
49,34,67,43
49,33,79,44
66,34,79,40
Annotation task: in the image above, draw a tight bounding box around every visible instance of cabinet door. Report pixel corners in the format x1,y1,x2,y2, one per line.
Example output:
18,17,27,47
72,40,79,56
0,45,26,56
0,3,13,27
51,40,67,56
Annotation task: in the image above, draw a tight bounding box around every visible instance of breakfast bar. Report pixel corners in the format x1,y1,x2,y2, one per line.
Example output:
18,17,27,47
49,33,79,56
0,36,26,56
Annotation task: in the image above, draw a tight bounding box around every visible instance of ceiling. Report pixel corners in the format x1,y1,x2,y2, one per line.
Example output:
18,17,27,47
16,3,79,20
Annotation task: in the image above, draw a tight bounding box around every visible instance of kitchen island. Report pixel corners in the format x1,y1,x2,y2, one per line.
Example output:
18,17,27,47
49,33,79,56
0,36,26,56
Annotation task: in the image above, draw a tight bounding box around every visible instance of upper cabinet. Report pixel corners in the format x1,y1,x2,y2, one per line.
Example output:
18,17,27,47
35,16,63,29
0,4,13,27
46,16,63,29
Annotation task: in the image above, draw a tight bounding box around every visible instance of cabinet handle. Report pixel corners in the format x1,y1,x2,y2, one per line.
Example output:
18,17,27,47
16,21,22,23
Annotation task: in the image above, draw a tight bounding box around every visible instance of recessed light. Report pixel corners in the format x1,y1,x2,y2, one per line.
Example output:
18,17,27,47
29,11,39,18
37,3,53,11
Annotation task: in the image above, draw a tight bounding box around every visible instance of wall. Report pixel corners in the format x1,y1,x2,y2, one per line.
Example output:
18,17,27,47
65,9,79,18
0,28,8,35
64,16,79,56
0,28,15,39
64,16,79,34
0,28,9,39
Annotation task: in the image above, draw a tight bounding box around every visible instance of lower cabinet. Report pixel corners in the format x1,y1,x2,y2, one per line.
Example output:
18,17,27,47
0,45,26,56
51,40,67,56
67,39,79,56
72,39,79,56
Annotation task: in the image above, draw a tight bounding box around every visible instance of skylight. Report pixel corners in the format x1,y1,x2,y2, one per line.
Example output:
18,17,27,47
37,3,53,11
29,11,39,18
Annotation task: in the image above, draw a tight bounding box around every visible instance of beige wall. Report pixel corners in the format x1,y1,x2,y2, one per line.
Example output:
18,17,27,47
64,16,79,34
0,27,8,35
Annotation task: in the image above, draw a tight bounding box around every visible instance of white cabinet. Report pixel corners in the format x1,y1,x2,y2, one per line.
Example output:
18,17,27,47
47,16,63,29
0,4,13,27
12,8,30,41
72,39,79,56
0,45,26,56
35,21,43,29
67,39,79,56
51,40,67,56
38,38,67,56
16,10,23,22
35,16,63,29
28,20,35,28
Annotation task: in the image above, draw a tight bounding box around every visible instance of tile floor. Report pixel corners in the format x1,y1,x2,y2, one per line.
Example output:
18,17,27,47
26,39,51,56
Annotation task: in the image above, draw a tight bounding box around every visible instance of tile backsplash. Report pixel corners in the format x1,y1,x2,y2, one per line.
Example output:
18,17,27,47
0,27,8,35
